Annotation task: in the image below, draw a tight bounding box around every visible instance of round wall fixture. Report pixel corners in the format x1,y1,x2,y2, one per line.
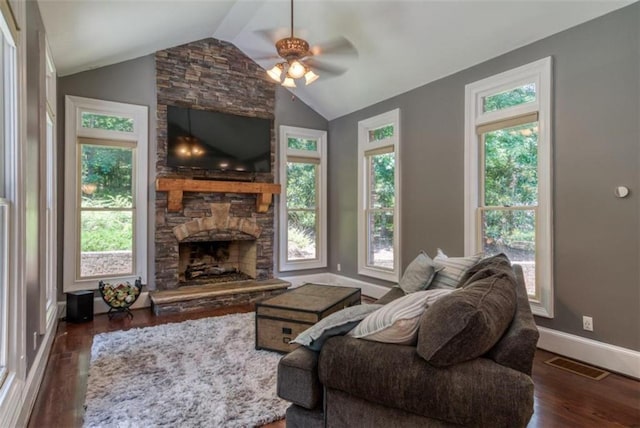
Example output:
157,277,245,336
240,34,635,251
614,186,630,198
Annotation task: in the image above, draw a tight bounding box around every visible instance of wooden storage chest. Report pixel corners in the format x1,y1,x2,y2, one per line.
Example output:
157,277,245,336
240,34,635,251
255,283,361,353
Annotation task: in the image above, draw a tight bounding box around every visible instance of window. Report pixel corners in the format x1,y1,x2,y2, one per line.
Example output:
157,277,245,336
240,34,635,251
465,57,553,317
81,112,134,132
279,126,327,271
64,96,148,292
0,200,8,385
357,109,401,282
41,40,56,333
0,0,17,391
0,38,6,386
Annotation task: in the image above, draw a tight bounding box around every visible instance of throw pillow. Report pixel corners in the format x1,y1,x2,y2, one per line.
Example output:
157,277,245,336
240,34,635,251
458,253,513,286
416,271,517,367
349,289,452,345
398,251,442,294
291,304,383,351
428,248,482,289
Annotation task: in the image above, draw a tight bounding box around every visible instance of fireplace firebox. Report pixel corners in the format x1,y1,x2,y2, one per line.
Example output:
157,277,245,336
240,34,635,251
178,239,257,286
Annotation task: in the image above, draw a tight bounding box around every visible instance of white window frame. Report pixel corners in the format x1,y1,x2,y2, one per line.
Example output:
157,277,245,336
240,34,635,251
278,125,327,271
0,1,25,425
357,108,401,283
39,37,56,333
63,96,148,292
464,57,553,318
0,200,9,387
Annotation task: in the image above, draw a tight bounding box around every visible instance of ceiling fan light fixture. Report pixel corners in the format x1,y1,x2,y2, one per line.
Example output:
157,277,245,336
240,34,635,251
282,77,297,88
276,37,310,59
304,69,319,85
267,63,283,82
265,0,324,87
287,60,306,79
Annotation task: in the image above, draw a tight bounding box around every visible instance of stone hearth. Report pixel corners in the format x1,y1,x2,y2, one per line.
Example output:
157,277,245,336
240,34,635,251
150,279,290,316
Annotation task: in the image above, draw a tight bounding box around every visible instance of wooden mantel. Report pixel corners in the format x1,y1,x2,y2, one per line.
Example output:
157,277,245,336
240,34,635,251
156,178,281,213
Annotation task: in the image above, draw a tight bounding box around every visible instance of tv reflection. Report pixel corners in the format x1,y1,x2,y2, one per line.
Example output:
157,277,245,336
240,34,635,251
175,135,205,158
172,135,266,172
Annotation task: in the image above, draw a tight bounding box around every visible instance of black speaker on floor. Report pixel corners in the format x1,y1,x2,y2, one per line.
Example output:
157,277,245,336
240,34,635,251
66,290,94,323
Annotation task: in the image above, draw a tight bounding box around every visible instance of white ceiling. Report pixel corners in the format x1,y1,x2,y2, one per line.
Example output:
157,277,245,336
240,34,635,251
39,0,633,120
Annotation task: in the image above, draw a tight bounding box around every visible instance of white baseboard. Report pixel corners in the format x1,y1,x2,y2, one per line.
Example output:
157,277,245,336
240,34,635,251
56,301,65,319
0,374,23,428
279,273,390,299
16,309,59,427
537,326,640,379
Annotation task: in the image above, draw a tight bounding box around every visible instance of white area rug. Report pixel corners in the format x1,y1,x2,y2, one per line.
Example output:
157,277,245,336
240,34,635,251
83,312,288,428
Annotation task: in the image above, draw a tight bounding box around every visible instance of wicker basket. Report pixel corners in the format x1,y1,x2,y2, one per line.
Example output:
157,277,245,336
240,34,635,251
98,277,143,319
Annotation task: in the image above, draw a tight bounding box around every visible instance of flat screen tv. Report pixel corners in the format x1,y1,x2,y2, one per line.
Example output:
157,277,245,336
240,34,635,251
167,105,271,173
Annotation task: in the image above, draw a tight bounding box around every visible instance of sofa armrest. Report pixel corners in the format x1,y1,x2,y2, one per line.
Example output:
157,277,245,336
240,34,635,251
487,265,539,375
277,347,322,410
319,336,534,427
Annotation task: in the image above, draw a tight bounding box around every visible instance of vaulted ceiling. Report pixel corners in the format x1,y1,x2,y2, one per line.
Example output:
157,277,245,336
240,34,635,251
38,0,632,120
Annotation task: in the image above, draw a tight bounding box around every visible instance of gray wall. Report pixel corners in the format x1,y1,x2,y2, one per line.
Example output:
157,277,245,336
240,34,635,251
56,55,158,297
274,87,329,277
275,87,328,132
328,3,639,350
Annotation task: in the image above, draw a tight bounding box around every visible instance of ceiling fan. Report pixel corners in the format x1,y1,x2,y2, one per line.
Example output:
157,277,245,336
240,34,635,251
264,0,357,88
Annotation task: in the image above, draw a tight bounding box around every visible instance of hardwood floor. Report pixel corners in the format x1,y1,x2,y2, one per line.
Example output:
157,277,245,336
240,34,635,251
28,305,640,428
529,349,640,427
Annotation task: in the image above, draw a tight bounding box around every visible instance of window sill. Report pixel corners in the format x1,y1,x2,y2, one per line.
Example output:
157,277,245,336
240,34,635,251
280,260,327,272
64,273,144,293
358,266,399,283
530,298,554,318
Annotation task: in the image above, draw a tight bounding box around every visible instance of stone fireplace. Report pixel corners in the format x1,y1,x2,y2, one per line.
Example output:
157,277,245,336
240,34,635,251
156,198,272,290
151,37,290,315
170,202,263,288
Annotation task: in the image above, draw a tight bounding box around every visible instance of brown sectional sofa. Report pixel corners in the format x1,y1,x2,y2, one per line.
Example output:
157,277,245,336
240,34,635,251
277,260,539,427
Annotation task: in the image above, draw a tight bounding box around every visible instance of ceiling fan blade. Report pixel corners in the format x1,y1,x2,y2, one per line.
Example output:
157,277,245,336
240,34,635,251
310,37,357,57
255,28,288,45
305,59,348,77
246,52,281,62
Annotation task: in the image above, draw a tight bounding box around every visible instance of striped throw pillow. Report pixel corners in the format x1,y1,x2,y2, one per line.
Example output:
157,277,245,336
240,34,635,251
429,249,482,290
348,289,452,345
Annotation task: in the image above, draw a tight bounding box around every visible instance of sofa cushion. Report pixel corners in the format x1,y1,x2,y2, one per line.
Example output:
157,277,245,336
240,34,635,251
398,251,442,293
325,389,460,428
417,267,517,367
429,249,482,289
291,304,382,351
319,336,534,427
458,253,513,285
277,347,323,410
349,289,451,345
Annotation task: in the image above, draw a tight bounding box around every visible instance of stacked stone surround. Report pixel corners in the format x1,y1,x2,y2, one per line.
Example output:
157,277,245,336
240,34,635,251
172,203,261,242
175,203,260,280
155,38,276,292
